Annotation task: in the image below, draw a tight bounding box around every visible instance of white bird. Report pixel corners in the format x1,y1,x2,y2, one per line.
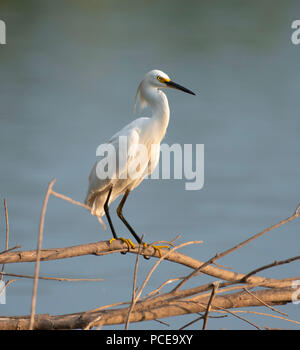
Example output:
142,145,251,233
85,69,195,255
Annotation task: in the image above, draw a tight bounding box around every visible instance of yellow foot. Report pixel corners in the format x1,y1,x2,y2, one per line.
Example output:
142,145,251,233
148,244,170,258
119,237,135,249
109,237,116,245
109,237,135,249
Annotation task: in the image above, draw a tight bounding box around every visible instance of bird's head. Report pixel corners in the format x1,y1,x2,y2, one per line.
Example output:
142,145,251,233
145,69,195,95
134,69,195,114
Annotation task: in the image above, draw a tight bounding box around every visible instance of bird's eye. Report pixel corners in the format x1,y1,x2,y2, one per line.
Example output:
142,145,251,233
157,76,163,82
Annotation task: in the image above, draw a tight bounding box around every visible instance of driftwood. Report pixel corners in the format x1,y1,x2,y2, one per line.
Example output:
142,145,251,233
0,178,299,330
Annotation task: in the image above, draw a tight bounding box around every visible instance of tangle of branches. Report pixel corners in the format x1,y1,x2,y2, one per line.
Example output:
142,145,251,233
0,178,299,330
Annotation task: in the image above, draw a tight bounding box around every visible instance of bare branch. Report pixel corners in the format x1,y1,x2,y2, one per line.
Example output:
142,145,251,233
173,204,300,291
0,179,299,330
50,189,106,229
0,287,296,330
242,287,288,317
29,178,56,330
125,235,143,330
202,281,219,330
242,255,300,283
0,271,103,282
1,199,9,282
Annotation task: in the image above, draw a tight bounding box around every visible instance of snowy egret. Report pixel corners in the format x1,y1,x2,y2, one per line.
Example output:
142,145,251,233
85,69,195,256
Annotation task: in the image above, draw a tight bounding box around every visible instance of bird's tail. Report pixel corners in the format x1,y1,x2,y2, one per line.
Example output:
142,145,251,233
85,192,106,229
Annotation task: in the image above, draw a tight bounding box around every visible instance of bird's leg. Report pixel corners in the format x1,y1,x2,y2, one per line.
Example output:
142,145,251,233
117,190,169,259
104,186,118,240
117,189,144,245
116,190,149,259
104,186,135,253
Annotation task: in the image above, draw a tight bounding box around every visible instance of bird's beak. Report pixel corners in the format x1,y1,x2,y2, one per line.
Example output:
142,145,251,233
165,80,195,95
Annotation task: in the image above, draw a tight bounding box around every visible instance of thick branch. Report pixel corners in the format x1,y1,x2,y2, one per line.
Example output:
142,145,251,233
0,240,297,290
0,288,294,330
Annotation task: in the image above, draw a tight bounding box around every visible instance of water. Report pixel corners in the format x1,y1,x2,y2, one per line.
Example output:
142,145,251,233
0,0,299,329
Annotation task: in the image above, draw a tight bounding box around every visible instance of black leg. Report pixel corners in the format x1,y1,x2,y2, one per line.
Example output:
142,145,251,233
116,189,143,244
104,186,118,240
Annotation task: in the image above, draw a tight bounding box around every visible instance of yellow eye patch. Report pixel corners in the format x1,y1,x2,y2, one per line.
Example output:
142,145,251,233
157,76,171,83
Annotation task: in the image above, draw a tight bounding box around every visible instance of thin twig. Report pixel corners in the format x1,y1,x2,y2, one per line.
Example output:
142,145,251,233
243,287,288,317
125,235,144,330
154,319,170,327
179,315,204,330
51,190,90,210
135,240,203,302
147,277,185,297
214,308,300,326
213,305,262,330
84,301,131,314
229,309,300,326
0,245,21,256
1,199,9,282
242,255,300,283
179,313,227,330
29,178,56,330
173,204,300,291
0,279,17,299
0,271,103,282
51,190,106,229
202,281,220,330
4,199,9,251
83,315,103,330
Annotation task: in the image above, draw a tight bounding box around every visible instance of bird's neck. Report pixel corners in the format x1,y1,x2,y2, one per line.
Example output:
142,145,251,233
145,86,170,137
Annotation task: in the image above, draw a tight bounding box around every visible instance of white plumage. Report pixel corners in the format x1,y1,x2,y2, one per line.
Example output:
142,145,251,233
84,69,195,245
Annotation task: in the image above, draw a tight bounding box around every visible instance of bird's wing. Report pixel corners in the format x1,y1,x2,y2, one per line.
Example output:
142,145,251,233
110,125,141,179
85,118,149,206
